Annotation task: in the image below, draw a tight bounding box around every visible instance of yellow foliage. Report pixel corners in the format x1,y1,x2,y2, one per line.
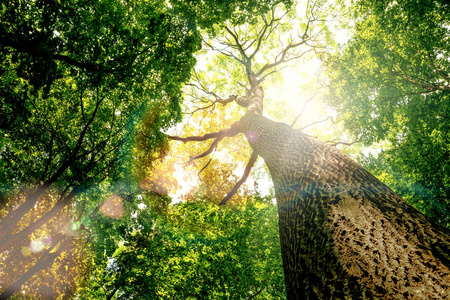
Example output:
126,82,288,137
0,189,87,299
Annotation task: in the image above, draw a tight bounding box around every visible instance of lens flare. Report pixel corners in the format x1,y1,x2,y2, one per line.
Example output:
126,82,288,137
30,239,44,253
43,235,52,245
21,246,32,256
99,194,124,219
246,130,258,143
61,220,80,236
71,221,81,231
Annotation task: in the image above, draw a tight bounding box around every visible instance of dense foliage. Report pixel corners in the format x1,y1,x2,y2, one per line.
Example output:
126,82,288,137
0,0,293,298
78,197,285,299
0,0,199,189
325,0,450,226
0,1,200,297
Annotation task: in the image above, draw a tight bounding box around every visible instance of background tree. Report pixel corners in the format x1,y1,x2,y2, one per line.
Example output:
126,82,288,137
325,0,450,226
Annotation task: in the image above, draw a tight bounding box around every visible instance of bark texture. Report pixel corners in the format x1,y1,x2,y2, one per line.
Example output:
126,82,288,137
240,113,450,299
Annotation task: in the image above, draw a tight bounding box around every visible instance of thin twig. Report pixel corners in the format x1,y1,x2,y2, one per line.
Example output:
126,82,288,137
291,93,319,127
327,140,359,147
299,116,334,130
198,148,217,176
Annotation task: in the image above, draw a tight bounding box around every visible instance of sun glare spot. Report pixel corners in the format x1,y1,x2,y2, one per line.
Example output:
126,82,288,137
99,194,125,219
30,240,44,253
21,246,32,256
26,234,53,255
71,221,81,231
61,220,83,236
170,164,199,203
246,130,258,143
43,235,52,244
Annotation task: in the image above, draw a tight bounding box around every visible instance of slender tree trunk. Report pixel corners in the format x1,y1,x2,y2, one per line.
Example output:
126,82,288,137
0,189,77,253
0,237,67,300
240,113,450,299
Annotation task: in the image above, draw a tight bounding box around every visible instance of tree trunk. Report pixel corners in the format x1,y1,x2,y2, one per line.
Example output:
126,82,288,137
240,113,450,299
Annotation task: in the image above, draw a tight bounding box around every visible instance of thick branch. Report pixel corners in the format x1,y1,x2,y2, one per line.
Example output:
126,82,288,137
187,136,224,165
391,67,450,92
168,121,242,143
401,75,450,91
2,35,113,73
53,54,103,71
169,122,242,167
219,151,258,205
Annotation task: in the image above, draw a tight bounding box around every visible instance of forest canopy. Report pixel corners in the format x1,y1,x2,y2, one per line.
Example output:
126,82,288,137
325,0,450,226
1,0,449,298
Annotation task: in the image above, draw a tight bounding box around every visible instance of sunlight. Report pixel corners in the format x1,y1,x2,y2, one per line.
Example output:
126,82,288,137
277,58,326,127
22,235,52,256
170,163,199,203
4,0,449,298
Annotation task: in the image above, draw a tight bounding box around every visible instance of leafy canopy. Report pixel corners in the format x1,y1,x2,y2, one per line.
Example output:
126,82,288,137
77,197,285,299
0,0,296,298
324,0,450,226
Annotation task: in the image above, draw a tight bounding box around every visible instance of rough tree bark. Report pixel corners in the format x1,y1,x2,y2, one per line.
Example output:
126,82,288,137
239,112,450,299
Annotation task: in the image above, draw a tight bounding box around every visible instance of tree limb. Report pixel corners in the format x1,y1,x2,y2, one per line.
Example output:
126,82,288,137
248,11,277,61
257,66,288,84
255,44,311,78
224,26,249,62
0,234,69,299
0,188,78,253
198,156,214,176
202,38,246,65
395,72,450,91
168,121,242,143
219,151,258,205
187,136,224,165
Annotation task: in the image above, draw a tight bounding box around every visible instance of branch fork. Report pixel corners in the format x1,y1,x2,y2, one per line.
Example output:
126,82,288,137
169,121,259,204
